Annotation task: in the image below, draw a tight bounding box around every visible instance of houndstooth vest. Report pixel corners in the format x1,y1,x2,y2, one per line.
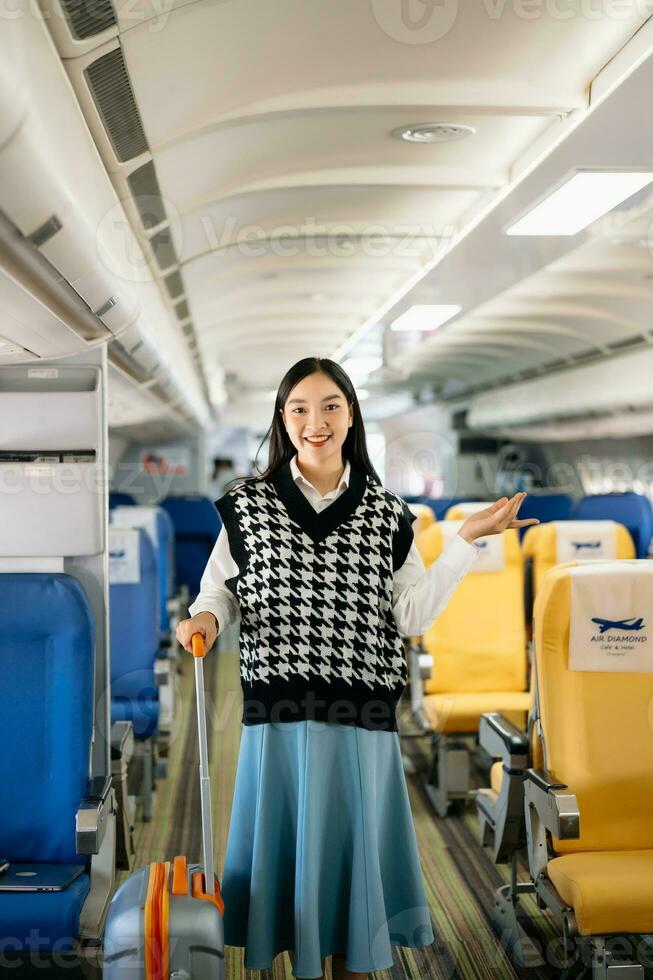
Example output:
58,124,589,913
214,458,416,732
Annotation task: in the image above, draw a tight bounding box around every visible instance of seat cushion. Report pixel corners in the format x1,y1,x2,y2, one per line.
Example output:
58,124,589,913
548,851,653,936
423,691,531,733
0,872,90,951
111,696,159,740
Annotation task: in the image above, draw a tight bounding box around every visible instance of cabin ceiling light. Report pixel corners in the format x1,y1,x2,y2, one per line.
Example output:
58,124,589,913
390,304,461,331
392,123,476,143
505,169,653,236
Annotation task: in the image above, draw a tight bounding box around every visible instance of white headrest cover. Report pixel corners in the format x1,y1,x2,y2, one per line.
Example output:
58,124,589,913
555,520,617,563
109,527,141,584
569,560,653,672
440,520,505,572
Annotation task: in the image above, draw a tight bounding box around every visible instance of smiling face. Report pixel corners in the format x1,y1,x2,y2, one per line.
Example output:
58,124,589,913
279,371,353,465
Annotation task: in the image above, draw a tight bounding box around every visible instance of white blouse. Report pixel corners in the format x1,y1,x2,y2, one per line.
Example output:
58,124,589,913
189,454,480,637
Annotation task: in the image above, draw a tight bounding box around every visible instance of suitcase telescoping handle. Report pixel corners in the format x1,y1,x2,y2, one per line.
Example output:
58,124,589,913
191,633,215,895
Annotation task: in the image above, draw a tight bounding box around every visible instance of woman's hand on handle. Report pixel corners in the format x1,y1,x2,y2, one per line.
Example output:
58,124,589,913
176,611,218,654
458,492,540,544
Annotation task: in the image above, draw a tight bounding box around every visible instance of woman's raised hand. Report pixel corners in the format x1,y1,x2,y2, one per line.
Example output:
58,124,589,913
176,611,218,654
458,492,540,543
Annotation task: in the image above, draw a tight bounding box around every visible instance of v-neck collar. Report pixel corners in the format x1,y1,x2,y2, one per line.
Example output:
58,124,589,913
271,456,367,543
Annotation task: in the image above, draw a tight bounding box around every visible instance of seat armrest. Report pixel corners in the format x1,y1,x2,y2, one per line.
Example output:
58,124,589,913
479,712,528,764
76,776,113,855
154,658,170,688
523,767,580,878
111,720,134,764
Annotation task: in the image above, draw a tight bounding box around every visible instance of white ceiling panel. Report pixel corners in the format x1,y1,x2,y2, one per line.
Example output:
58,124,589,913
40,0,652,417
120,0,645,137
154,109,549,208
174,185,475,263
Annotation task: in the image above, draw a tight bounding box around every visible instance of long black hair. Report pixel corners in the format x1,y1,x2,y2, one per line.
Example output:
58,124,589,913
224,356,382,492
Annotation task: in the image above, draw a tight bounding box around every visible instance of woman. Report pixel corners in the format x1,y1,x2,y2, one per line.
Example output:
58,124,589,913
176,356,538,979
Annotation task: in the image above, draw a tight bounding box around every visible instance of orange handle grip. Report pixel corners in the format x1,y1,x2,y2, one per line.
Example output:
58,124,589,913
191,632,206,659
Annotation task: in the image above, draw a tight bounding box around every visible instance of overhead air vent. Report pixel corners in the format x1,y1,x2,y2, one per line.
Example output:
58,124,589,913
126,161,166,229
150,227,178,272
606,334,648,352
571,347,603,365
59,0,117,39
84,47,149,162
174,299,189,322
164,270,184,301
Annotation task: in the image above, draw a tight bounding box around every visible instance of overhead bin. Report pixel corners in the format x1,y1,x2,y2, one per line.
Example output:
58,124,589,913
0,12,209,427
467,348,653,429
0,365,104,557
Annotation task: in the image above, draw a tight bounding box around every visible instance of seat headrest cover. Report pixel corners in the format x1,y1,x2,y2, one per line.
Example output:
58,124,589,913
439,520,505,572
555,520,617,562
111,505,160,546
109,527,141,584
569,560,653,672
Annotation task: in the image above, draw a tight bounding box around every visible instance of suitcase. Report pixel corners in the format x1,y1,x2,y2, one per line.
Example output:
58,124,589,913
103,633,225,979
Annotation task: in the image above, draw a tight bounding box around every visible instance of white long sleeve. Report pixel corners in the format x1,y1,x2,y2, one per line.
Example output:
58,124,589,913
188,526,241,636
391,533,480,637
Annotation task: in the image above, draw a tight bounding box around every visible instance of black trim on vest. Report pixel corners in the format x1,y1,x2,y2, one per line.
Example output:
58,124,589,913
213,490,249,598
392,498,417,572
241,674,402,732
271,458,367,543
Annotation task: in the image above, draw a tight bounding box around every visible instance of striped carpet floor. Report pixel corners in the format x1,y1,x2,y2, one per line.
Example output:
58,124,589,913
129,638,560,979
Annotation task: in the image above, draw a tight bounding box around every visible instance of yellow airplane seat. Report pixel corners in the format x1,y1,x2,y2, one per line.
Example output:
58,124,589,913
522,520,635,620
521,559,653,977
444,501,493,520
407,501,436,540
411,520,530,817
475,662,540,862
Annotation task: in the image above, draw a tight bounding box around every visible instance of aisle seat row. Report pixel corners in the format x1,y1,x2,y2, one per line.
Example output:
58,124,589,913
473,560,653,976
409,522,532,816
105,494,222,863
410,489,653,556
405,492,653,975
409,510,641,815
0,491,224,956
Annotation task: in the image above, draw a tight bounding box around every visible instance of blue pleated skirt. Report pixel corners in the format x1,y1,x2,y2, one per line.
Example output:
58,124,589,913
221,720,435,977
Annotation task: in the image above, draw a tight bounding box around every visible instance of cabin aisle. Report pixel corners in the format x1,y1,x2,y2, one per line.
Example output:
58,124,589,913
131,642,555,980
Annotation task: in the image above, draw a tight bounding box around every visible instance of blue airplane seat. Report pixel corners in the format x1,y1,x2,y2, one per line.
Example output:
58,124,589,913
157,508,176,631
159,494,222,598
109,491,136,509
516,492,574,539
573,492,653,558
110,506,176,638
109,529,159,739
0,573,94,950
